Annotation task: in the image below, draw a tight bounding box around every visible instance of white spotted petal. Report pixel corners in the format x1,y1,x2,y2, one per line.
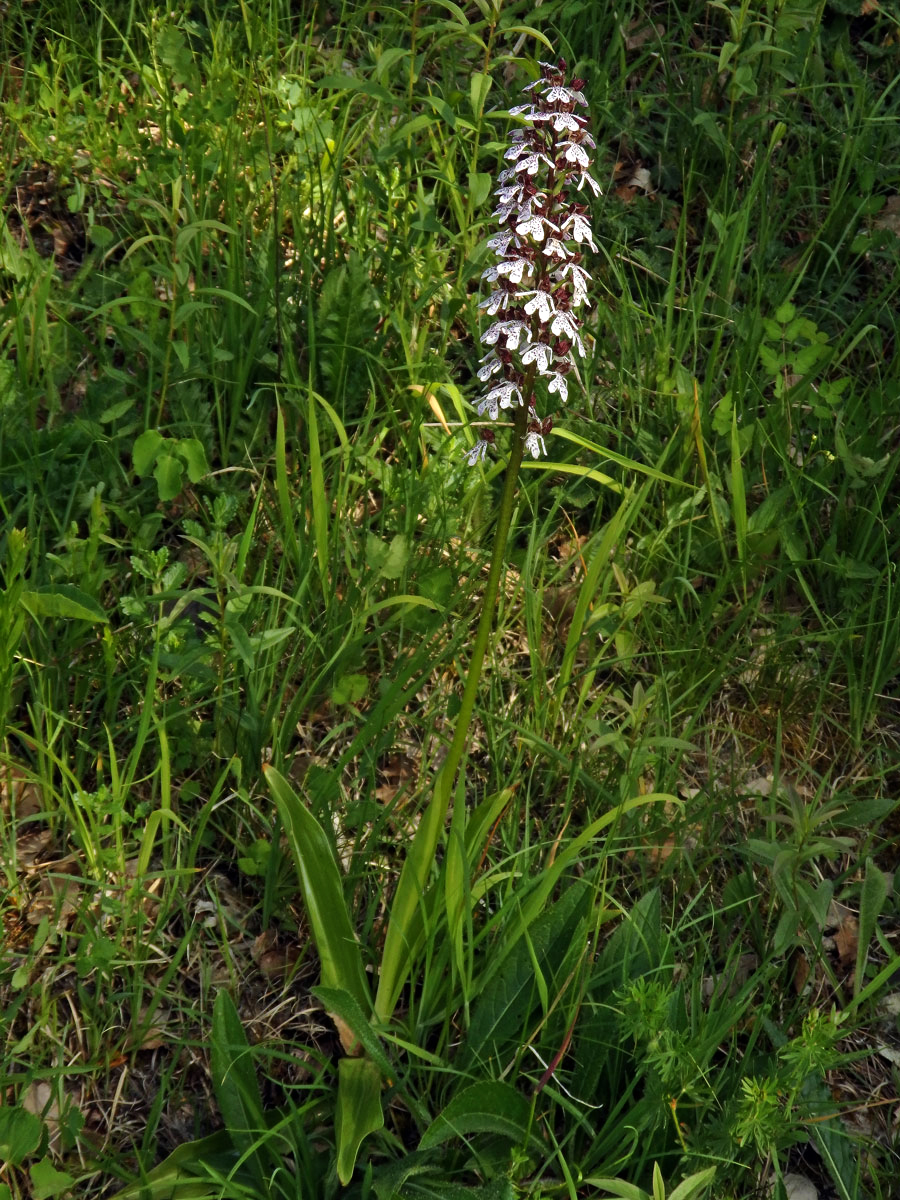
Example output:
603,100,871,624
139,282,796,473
522,290,555,323
521,341,553,372
524,430,546,458
465,439,490,466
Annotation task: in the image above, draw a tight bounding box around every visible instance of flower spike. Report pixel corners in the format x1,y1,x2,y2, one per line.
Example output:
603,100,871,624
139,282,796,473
464,58,596,465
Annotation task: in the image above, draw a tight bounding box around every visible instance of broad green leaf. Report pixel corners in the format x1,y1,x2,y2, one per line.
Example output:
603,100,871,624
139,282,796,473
210,990,270,1189
467,883,589,1060
512,796,674,946
99,397,134,422
669,1166,717,1200
366,533,409,580
807,1074,856,1200
332,673,368,706
132,428,163,475
730,404,748,587
246,625,297,654
107,1130,236,1199
469,71,491,117
554,484,648,719
370,1152,443,1200
465,788,513,860
306,385,328,592
374,775,446,1023
176,437,210,483
523,457,622,492
375,47,409,82
445,775,468,992
225,616,254,668
264,767,370,1013
21,585,108,623
425,0,469,25
0,1106,43,1165
548,428,686,485
583,1179,645,1200
336,1056,383,1185
29,1158,75,1200
153,453,184,501
317,74,393,104
597,888,665,985
419,1082,542,1152
468,170,492,209
372,1161,515,1200
361,594,442,619
500,25,554,51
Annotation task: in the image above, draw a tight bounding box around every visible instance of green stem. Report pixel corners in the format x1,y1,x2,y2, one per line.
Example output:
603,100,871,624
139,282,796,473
436,399,530,810
374,397,531,1023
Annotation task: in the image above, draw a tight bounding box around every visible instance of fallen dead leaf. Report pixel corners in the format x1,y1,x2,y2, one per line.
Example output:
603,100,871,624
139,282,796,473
1,765,44,817
623,20,664,51
793,950,810,994
27,874,81,929
252,930,301,980
21,1080,83,1154
13,828,54,867
331,1011,361,1057
833,914,859,969
627,166,654,194
873,194,900,237
782,1173,818,1200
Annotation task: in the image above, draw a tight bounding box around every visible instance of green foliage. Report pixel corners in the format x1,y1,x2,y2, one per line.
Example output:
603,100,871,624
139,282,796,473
133,429,211,502
1,1,899,1198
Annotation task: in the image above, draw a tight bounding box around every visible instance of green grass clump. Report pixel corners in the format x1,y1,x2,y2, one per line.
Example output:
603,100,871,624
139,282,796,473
1,1,899,1198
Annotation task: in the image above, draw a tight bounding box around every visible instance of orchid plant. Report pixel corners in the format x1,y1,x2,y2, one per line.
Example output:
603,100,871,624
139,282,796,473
264,58,601,1183
374,55,600,1035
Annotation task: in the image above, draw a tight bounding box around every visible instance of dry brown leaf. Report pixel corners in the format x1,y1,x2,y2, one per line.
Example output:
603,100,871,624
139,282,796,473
123,1026,168,1052
257,946,300,979
627,166,654,194
624,20,664,51
834,915,859,968
331,1012,361,1056
873,194,900,237
793,950,810,994
21,1080,83,1153
14,828,54,867
782,1174,819,1200
27,874,81,928
0,764,43,817
251,930,300,979
614,185,639,204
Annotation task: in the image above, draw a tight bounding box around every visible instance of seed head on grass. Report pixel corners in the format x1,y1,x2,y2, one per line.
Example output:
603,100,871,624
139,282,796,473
466,59,599,466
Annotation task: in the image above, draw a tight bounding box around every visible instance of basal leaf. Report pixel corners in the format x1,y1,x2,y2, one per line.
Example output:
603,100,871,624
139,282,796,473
264,767,370,1013
419,1082,542,1152
210,990,271,1187
336,1057,384,1185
